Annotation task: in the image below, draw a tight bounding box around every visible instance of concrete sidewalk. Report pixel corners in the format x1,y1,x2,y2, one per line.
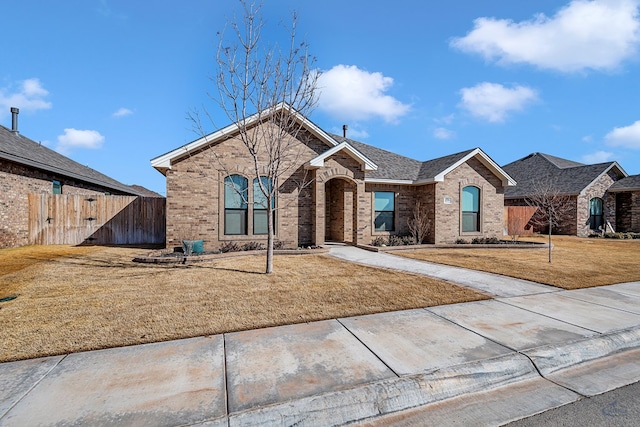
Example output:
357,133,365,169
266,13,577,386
1,251,639,426
327,244,557,297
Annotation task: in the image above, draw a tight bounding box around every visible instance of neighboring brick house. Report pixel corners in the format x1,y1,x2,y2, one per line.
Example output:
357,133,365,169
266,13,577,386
502,152,628,236
0,108,153,248
151,104,515,249
608,175,640,233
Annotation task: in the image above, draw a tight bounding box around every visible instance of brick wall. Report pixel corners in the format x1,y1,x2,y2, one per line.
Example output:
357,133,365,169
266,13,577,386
433,158,505,243
576,170,617,236
165,123,333,250
614,190,640,232
0,158,131,248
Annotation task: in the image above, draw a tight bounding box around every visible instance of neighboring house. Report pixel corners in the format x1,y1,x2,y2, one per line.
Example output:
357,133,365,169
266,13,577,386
151,104,515,249
0,108,157,248
502,152,628,236
608,174,640,233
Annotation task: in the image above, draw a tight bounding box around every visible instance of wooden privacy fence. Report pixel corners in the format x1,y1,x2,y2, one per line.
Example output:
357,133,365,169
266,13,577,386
28,194,165,246
504,206,538,236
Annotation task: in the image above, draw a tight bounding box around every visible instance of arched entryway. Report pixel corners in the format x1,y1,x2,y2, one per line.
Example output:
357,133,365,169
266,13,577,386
325,177,358,243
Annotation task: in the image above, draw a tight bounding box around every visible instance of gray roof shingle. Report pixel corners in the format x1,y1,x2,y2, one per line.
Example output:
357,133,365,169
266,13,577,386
0,124,144,196
330,134,477,181
609,174,640,191
502,152,625,198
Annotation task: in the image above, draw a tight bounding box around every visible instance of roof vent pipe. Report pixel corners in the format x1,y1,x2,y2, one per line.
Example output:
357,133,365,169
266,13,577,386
10,107,19,134
342,124,348,138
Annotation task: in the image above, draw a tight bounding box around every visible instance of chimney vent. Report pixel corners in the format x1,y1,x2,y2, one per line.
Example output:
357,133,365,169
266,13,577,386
342,124,348,138
10,107,19,134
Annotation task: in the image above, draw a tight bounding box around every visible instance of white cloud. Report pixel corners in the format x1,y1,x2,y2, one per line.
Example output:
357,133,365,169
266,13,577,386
112,107,133,117
317,65,411,123
581,150,614,163
451,0,640,72
56,128,105,154
582,135,594,142
459,82,538,123
434,114,455,125
605,119,640,148
433,127,456,140
0,78,52,115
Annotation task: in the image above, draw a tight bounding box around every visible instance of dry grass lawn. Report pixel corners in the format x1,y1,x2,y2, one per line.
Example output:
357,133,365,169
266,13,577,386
0,245,486,362
397,235,640,289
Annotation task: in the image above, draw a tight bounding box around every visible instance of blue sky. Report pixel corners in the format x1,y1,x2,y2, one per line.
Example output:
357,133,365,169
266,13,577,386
2,0,640,196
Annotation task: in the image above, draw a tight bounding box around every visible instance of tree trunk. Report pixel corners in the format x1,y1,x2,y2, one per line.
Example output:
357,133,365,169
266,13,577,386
266,204,274,274
548,225,552,263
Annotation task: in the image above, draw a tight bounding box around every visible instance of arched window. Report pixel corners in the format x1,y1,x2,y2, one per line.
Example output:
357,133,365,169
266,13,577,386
462,186,480,232
589,197,604,230
224,175,248,235
253,177,274,235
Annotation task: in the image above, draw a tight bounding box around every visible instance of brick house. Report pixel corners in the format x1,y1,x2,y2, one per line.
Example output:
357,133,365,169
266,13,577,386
0,108,154,248
502,152,629,236
152,105,515,249
608,174,640,233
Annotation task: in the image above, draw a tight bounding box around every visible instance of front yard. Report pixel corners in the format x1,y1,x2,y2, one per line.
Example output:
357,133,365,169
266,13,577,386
396,235,640,289
0,246,484,362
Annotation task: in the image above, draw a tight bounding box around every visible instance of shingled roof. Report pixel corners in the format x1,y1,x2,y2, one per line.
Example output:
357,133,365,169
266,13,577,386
609,174,640,192
0,124,145,196
502,152,627,199
332,134,513,185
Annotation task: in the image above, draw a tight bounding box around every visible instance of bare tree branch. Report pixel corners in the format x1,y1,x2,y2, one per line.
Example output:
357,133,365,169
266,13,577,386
524,178,574,263
189,0,319,273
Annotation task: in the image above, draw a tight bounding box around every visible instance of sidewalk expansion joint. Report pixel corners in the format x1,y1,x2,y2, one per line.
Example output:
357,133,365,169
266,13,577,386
335,318,401,378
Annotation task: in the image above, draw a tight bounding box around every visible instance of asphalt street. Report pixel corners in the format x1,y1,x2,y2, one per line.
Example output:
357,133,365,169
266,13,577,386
507,381,640,427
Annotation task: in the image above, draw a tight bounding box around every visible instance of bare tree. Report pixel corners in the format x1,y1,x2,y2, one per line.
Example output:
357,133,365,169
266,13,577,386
525,179,574,263
194,1,318,273
407,201,431,244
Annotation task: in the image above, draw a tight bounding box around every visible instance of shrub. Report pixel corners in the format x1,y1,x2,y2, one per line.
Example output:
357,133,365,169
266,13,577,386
455,238,469,244
387,235,404,246
401,235,417,245
470,237,500,244
371,236,387,247
219,241,241,253
242,241,264,251
273,240,286,250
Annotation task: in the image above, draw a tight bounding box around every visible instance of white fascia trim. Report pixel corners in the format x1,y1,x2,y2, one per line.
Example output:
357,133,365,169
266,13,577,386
364,178,416,185
150,103,339,174
579,162,628,196
307,141,377,171
434,148,517,186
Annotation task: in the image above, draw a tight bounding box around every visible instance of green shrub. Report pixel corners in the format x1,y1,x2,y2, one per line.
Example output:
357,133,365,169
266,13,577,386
455,238,469,244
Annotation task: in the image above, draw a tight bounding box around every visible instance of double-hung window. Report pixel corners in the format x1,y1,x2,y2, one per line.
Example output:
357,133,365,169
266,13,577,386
224,175,248,235
374,192,395,231
253,177,273,235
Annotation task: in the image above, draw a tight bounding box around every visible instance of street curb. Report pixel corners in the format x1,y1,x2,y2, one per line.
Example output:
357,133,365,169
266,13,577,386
524,326,640,376
227,353,537,427
226,328,640,426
